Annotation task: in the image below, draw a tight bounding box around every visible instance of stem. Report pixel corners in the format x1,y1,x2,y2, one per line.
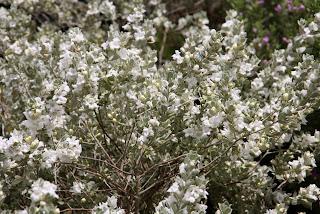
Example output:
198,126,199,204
158,28,168,68
134,175,141,214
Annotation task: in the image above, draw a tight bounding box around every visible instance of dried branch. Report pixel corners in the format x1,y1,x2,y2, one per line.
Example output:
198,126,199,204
158,28,168,68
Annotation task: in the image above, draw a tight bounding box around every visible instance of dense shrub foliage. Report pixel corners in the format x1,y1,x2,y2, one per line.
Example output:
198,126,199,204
1,0,320,213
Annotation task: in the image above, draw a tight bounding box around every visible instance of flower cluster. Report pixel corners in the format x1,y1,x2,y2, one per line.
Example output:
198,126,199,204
155,153,208,214
92,196,125,214
29,178,59,202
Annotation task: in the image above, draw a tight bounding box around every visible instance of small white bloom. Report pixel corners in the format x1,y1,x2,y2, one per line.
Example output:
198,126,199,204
172,50,184,64
69,29,85,43
71,182,85,194
29,179,58,202
149,118,160,126
109,38,121,50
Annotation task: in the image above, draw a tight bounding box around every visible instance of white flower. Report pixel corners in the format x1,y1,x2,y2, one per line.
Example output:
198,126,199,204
9,41,22,54
172,50,184,64
315,13,320,21
92,196,125,214
117,48,128,60
265,209,278,214
41,149,57,168
85,96,99,110
167,182,179,193
110,38,121,50
149,118,160,126
68,28,85,43
14,210,28,214
251,146,261,157
57,137,82,163
183,185,207,203
185,77,197,88
29,179,58,202
53,82,70,104
183,127,195,137
274,191,286,203
234,117,246,131
71,181,85,194
296,46,306,54
202,113,224,129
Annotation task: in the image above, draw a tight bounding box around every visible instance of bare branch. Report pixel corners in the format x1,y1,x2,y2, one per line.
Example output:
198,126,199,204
158,28,168,68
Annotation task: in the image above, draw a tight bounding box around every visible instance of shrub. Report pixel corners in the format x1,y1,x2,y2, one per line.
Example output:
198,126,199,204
1,0,320,213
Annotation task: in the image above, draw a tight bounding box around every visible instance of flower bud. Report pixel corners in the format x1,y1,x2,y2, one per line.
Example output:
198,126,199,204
31,140,39,149
279,208,286,213
211,84,216,90
11,163,18,168
211,106,216,114
25,136,32,144
140,95,146,102
34,109,42,118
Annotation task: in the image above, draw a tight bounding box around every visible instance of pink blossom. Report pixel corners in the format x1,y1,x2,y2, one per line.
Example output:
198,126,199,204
286,0,292,3
299,5,305,11
282,37,290,43
274,4,282,13
253,27,258,33
287,4,292,12
257,0,264,5
262,36,269,43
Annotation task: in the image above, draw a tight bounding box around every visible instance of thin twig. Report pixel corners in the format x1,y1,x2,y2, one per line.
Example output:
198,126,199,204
158,28,168,68
68,166,97,206
139,153,187,178
275,180,288,191
81,119,118,167
165,0,205,15
79,156,132,175
57,177,87,211
94,110,114,142
140,169,179,195
60,162,131,196
60,208,91,212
